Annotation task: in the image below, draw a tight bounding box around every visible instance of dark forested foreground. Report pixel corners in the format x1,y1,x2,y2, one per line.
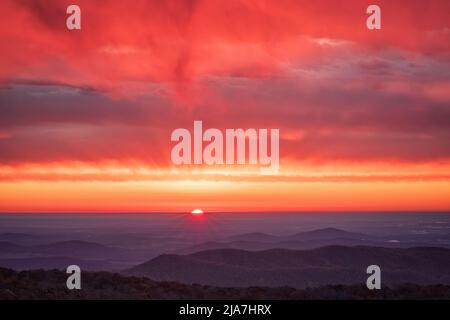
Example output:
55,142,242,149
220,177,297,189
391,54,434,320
1,268,450,300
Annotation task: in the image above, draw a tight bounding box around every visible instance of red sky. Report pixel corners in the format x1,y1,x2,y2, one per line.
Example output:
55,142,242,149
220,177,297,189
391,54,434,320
0,0,449,212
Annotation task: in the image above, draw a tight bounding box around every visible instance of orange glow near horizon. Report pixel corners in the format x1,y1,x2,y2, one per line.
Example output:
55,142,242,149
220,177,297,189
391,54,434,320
1,177,450,213
0,159,450,213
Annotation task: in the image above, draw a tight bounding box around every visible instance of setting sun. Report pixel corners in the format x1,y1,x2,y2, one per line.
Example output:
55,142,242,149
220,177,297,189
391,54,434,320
191,209,204,215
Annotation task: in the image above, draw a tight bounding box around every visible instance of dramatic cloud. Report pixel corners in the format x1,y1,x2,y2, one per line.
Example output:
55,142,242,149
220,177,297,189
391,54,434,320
0,0,449,211
0,0,449,90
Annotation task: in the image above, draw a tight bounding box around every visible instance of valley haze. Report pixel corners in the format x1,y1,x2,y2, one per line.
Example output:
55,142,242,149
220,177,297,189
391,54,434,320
0,213,450,299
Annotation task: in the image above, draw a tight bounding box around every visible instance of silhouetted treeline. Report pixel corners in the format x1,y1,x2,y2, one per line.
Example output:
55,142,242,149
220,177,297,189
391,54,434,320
1,268,449,300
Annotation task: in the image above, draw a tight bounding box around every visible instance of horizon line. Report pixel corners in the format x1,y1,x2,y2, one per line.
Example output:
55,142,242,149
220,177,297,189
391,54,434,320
1,210,450,215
